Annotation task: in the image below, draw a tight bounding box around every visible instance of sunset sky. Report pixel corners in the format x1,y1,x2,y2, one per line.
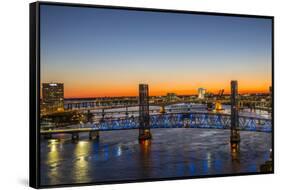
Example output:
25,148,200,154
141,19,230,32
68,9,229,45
40,5,272,98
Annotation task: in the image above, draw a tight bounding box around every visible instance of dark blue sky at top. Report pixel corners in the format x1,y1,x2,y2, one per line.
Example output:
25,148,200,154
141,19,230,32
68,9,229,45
40,4,272,95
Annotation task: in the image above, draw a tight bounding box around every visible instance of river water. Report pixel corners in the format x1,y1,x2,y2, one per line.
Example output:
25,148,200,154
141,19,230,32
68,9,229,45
40,128,272,186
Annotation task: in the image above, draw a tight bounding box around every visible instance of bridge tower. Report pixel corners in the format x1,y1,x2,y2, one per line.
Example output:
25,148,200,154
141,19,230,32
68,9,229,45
230,80,240,151
72,132,79,141
89,131,99,140
125,106,129,118
86,110,93,123
139,84,152,141
101,109,105,122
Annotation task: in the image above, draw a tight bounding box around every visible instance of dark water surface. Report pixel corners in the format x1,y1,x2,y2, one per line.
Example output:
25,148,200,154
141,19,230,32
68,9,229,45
40,128,271,186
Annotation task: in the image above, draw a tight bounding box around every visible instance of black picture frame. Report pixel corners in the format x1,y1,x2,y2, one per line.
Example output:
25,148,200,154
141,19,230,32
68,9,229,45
29,1,274,189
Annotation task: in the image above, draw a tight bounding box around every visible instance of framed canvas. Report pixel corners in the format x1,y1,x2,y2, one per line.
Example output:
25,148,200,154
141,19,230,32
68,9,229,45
29,1,274,188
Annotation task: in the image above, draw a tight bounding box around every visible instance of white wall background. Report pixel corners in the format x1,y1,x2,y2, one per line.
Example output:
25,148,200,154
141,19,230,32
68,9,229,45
0,0,279,189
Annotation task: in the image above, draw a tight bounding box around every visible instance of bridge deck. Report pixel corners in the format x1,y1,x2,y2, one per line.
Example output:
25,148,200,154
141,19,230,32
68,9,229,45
40,112,272,135
41,128,95,134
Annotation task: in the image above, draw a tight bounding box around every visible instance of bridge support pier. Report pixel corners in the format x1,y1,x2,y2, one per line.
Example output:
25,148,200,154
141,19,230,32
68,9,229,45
139,129,152,141
139,84,152,142
72,132,79,141
230,141,240,161
125,106,129,118
89,131,99,140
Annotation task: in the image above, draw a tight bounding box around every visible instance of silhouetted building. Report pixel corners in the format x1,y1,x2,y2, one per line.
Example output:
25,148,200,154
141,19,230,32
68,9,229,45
42,83,64,113
166,92,178,102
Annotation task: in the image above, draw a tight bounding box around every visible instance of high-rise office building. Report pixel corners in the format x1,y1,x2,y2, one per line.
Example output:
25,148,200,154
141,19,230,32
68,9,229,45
198,88,206,99
42,83,64,113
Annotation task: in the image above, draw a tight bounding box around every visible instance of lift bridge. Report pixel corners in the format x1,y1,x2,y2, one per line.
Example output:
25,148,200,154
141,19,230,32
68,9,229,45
41,82,272,143
41,111,271,139
97,112,271,132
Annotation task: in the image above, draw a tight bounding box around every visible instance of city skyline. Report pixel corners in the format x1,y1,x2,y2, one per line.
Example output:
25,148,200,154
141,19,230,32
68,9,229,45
40,82,271,99
41,5,272,98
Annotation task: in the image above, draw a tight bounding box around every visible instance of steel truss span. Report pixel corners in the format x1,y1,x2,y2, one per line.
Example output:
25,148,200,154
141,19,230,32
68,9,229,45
41,112,271,134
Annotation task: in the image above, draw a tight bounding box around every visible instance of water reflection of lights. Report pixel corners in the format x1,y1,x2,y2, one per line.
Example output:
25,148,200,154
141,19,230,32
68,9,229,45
103,145,109,161
207,152,212,169
230,142,240,161
140,139,151,146
214,159,222,171
188,163,196,175
41,128,271,184
73,141,91,183
74,141,90,156
49,139,58,152
78,141,87,147
116,145,122,157
231,143,239,153
140,140,151,155
50,145,57,152
75,141,90,157
47,140,60,185
49,139,58,144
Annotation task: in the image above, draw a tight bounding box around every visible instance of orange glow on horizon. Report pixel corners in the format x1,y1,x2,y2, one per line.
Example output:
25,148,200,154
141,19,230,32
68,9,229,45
62,85,270,98
42,75,271,98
